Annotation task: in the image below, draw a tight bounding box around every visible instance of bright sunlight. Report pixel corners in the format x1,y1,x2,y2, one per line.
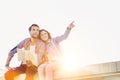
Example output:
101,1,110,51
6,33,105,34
60,51,97,72
61,54,80,71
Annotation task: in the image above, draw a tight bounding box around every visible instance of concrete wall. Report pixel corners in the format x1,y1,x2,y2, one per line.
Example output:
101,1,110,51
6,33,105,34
55,61,120,80
1,61,120,80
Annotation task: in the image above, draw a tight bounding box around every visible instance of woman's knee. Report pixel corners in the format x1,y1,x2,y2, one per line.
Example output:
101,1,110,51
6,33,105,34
45,64,53,71
38,64,46,72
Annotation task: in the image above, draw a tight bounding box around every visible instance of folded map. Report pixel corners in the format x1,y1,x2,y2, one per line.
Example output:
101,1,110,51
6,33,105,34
17,49,38,66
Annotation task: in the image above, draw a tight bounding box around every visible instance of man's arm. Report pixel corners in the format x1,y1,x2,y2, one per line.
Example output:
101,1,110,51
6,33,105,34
5,38,30,70
5,46,18,70
5,55,13,70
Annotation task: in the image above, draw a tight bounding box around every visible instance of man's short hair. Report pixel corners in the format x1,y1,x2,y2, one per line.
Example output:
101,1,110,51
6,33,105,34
29,24,39,31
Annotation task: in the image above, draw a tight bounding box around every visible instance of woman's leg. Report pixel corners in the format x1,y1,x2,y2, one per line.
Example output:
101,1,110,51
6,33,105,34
38,63,47,80
45,62,58,80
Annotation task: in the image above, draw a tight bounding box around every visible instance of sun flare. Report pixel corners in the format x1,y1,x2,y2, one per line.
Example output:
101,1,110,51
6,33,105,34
60,54,80,71
60,52,97,71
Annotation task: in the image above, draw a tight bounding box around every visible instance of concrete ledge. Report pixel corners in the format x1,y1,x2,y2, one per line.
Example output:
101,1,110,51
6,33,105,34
55,61,120,80
1,61,120,80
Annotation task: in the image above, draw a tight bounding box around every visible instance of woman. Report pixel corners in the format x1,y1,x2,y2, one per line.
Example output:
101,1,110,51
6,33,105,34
38,21,75,80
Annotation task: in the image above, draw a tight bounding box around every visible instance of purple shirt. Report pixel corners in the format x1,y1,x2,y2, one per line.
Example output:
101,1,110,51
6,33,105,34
45,28,71,61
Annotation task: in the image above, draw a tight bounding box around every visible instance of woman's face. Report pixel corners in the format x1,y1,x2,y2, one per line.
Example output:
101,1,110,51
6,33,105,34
40,30,49,41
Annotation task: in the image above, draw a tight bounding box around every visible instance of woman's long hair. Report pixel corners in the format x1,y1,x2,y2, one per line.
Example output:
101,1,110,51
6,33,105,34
39,29,52,42
39,29,52,63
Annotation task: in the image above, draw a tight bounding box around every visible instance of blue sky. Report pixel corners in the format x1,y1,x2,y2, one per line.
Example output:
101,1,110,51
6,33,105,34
0,0,120,69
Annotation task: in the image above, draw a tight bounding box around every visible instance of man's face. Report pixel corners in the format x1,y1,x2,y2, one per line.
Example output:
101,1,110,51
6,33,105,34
29,26,39,39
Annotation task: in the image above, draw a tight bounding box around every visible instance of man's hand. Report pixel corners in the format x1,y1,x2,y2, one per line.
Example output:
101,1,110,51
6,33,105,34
26,60,34,67
6,66,15,70
67,21,75,29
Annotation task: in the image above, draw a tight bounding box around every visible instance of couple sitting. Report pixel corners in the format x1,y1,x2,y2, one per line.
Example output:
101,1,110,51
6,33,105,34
4,21,75,80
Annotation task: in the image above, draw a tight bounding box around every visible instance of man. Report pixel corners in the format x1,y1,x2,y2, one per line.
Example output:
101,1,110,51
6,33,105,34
4,24,45,80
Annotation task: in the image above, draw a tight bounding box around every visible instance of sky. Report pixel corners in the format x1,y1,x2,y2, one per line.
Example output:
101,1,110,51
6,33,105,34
0,0,120,69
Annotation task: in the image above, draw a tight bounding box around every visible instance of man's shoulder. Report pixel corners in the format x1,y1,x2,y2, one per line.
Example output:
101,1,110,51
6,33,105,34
17,38,31,46
23,37,30,41
16,38,30,47
21,38,30,43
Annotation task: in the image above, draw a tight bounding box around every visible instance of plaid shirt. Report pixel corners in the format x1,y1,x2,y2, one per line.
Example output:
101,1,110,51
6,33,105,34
8,38,45,64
